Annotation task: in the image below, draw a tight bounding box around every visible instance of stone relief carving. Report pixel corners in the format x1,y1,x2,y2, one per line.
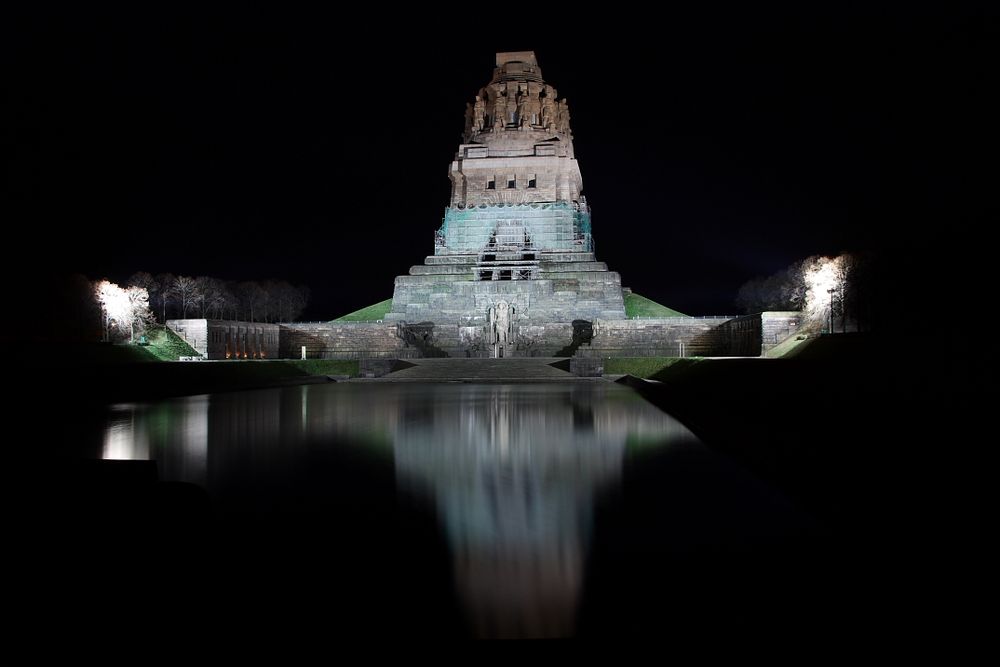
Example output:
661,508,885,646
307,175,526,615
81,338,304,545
516,90,530,129
492,93,507,130
473,95,486,132
525,88,540,126
540,88,556,130
487,300,515,357
557,99,571,134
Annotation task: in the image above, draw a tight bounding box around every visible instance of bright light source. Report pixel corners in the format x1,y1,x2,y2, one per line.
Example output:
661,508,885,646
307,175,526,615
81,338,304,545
94,280,152,342
802,256,844,320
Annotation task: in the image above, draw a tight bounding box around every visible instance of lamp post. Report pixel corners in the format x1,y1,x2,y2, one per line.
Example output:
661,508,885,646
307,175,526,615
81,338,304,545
827,287,835,334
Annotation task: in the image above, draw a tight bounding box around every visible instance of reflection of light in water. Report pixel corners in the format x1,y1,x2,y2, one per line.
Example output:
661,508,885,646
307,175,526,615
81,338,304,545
386,384,699,638
177,396,209,485
103,407,150,460
98,383,698,638
101,397,209,486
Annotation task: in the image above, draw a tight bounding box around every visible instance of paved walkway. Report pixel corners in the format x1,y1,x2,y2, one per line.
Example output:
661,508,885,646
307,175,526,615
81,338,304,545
353,357,604,383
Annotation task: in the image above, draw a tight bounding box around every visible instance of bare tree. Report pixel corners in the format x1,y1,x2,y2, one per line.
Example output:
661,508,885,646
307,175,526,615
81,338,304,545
126,272,158,316
271,281,296,322
94,280,115,342
735,268,798,314
93,280,154,342
237,281,265,322
171,276,200,318
193,276,218,317
221,282,240,320
124,286,154,342
204,279,233,319
290,285,310,322
113,272,310,324
155,272,176,322
263,281,311,323
737,252,879,334
260,281,277,322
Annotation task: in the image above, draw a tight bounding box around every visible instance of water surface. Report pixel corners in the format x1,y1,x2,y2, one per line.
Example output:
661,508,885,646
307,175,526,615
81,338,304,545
95,382,813,637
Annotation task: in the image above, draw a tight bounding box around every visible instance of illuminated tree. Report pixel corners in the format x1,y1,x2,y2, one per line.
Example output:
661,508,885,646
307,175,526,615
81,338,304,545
736,252,873,331
123,286,153,342
94,280,118,342
93,280,154,342
127,271,159,321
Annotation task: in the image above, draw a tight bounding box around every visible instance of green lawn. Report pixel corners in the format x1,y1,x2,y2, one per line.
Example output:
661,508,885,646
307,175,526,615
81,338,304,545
75,342,159,364
331,293,684,321
624,293,688,318
333,298,393,322
142,326,200,361
603,356,703,379
765,333,815,358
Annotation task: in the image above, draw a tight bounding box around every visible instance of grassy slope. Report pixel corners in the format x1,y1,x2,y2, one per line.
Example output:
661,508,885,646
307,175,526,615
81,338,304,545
79,343,159,363
624,293,688,318
332,293,685,321
765,333,816,358
333,299,393,322
143,326,200,361
604,357,702,379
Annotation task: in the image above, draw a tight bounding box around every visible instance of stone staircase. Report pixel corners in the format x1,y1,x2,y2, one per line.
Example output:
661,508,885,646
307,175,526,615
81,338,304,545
357,357,596,382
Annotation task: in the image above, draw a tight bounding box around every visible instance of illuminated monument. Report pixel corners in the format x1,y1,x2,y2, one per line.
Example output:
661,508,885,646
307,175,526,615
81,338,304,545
383,52,626,357
268,52,802,363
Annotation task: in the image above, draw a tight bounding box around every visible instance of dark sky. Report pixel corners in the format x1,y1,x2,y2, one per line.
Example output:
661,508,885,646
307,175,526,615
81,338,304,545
3,6,993,318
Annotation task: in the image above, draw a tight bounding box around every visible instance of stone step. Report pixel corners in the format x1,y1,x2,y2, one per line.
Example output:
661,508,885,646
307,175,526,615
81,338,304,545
409,265,476,275
364,357,589,382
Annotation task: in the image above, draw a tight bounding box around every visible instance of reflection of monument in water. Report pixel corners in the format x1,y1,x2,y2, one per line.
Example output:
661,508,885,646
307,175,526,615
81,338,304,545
102,384,699,638
385,385,692,638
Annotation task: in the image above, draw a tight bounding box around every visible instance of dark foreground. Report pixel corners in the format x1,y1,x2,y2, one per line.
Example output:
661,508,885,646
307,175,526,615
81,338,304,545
622,334,972,637
11,333,966,640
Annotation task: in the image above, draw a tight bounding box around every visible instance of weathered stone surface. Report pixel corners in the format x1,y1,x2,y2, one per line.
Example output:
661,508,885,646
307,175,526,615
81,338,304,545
580,318,735,358
710,312,804,356
358,358,406,378
381,52,626,355
167,319,279,360
279,322,411,359
570,357,604,377
269,314,802,361
254,52,805,363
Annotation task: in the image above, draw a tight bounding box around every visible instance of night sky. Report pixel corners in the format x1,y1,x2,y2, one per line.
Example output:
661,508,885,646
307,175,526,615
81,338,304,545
4,6,992,319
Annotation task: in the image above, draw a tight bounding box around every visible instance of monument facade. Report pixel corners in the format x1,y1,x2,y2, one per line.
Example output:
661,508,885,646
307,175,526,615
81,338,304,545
383,52,626,357
171,53,802,362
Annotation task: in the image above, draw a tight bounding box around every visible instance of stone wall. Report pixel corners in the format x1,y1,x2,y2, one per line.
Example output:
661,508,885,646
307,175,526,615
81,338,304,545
710,311,803,356
170,314,803,362
271,317,756,360
387,266,626,327
575,318,735,358
167,319,280,360
438,202,590,253
760,312,803,353
279,322,413,360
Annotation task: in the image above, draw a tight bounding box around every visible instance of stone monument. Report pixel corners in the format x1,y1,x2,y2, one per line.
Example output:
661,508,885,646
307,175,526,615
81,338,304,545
384,52,626,357
271,52,800,362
